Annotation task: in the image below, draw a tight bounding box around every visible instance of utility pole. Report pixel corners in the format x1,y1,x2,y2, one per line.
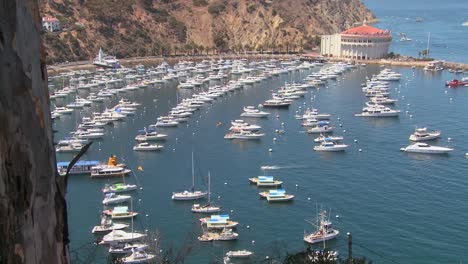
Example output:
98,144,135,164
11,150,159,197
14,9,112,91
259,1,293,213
347,232,353,264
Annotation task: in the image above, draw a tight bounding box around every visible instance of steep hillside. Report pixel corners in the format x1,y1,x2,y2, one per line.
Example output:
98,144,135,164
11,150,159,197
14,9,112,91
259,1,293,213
40,0,375,63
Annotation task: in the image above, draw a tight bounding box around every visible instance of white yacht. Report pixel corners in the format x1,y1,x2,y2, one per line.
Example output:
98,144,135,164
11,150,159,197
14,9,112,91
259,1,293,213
102,193,131,205
240,106,270,118
304,210,340,244
314,141,348,152
100,230,146,244
103,206,138,220
369,95,397,105
90,166,131,178
409,127,441,141
307,121,334,134
226,250,254,258
229,120,262,132
55,142,83,153
133,142,164,151
314,134,343,143
224,130,265,140
121,248,155,263
262,96,292,108
109,243,148,255
102,183,138,193
217,228,239,241
135,129,168,141
54,106,74,114
355,103,400,117
93,48,121,68
400,143,453,154
153,116,179,127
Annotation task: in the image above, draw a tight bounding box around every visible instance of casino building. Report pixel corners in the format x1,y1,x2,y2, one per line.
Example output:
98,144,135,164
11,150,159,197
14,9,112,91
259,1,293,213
321,24,392,60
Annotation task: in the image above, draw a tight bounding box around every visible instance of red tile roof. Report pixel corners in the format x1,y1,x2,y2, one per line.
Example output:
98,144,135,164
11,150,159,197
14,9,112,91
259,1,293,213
42,17,59,22
341,25,390,36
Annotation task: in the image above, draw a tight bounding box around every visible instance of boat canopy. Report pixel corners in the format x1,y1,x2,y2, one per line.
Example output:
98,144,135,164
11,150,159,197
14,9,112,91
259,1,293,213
211,215,229,220
258,176,274,181
57,160,99,167
113,206,129,214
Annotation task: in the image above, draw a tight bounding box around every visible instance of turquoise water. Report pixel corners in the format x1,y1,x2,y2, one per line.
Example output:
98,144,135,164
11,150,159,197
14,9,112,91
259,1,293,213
55,65,468,263
364,0,468,63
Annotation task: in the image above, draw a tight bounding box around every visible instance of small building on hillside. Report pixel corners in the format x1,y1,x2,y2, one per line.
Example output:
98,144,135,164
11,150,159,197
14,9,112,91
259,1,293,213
321,24,392,60
42,17,61,32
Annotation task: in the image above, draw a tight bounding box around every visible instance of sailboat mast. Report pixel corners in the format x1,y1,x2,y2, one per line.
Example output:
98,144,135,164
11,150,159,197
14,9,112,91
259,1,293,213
191,151,195,188
208,171,211,204
426,32,431,56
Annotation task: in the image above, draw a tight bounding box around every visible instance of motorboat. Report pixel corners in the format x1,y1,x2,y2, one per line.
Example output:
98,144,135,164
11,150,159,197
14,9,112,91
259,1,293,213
409,127,441,141
240,106,270,118
100,230,146,244
153,116,179,127
226,250,254,258
306,121,334,134
304,210,340,244
217,228,239,241
302,108,331,120
262,96,292,108
121,248,155,263
55,142,83,153
172,152,208,200
314,134,343,143
54,106,74,114
102,193,131,205
355,103,400,117
102,183,138,193
103,206,138,219
229,120,262,131
369,95,397,105
224,130,265,139
133,142,164,151
249,176,283,187
91,166,131,178
91,216,129,233
400,143,453,154
109,243,148,255
314,141,348,152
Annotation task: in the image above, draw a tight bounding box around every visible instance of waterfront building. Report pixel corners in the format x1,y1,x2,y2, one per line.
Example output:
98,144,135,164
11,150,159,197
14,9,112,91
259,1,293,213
321,24,392,60
42,17,61,32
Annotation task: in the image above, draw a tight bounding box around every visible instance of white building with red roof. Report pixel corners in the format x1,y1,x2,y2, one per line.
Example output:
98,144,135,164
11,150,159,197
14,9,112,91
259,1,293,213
42,17,61,32
321,23,392,60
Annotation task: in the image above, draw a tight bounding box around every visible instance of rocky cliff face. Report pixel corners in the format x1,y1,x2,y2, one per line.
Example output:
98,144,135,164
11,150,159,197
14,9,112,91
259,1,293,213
40,0,375,63
0,0,70,263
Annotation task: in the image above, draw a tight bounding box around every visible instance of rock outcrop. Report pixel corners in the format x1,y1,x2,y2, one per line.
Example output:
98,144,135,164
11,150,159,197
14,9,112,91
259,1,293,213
0,0,70,263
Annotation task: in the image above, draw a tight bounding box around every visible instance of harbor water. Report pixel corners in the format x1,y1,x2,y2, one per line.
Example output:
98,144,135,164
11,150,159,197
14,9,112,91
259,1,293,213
54,65,468,263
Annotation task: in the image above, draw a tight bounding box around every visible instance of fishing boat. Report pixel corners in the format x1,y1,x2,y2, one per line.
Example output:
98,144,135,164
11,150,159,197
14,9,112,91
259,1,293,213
304,210,340,244
133,142,164,151
172,152,208,200
249,176,283,187
102,183,138,194
409,127,441,141
400,143,453,154
103,206,138,219
200,215,239,230
314,140,348,152
191,172,221,213
99,230,146,244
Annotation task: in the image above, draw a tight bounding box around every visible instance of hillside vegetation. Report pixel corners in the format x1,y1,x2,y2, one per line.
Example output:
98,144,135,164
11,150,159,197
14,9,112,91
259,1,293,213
40,0,375,63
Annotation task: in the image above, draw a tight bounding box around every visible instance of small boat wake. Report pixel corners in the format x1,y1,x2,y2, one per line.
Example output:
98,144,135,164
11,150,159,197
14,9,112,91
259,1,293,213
260,165,308,170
